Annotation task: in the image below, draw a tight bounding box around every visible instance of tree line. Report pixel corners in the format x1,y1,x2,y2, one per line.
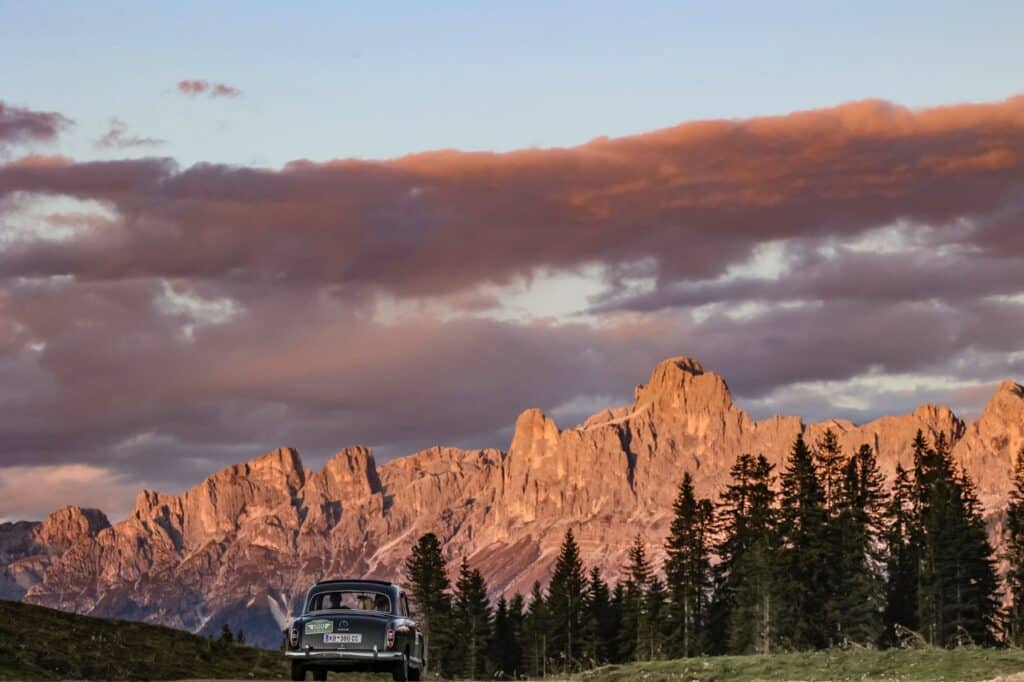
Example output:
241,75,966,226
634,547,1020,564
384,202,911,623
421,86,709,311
404,430,1024,678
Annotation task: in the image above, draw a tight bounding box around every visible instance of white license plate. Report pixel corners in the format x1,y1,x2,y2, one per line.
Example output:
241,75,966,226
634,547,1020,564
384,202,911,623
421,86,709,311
324,633,361,644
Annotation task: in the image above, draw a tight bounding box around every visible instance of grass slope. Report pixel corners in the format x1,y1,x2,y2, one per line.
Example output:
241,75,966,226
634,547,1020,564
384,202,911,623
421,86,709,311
575,648,1024,681
0,599,289,681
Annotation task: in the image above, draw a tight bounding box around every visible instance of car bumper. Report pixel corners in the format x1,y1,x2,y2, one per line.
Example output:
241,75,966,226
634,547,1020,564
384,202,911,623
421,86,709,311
285,649,405,663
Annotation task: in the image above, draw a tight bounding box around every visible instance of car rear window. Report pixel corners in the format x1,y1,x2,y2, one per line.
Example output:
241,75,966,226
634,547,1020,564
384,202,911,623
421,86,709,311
308,590,391,613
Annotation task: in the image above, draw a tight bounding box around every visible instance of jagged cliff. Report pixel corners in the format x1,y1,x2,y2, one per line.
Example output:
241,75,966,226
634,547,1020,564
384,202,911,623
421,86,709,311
7,358,1024,647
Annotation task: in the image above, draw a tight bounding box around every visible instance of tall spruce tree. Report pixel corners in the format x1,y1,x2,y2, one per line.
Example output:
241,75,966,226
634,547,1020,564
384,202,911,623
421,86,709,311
524,582,549,678
709,453,778,655
404,533,452,673
913,432,999,646
643,576,669,660
583,567,616,666
489,596,523,678
883,462,920,644
451,558,492,679
664,471,714,657
830,444,888,645
777,433,830,650
1004,448,1024,646
547,529,587,670
620,534,653,661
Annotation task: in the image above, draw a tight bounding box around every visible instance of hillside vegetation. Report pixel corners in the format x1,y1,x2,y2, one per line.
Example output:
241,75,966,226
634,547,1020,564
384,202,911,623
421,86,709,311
574,647,1024,682
0,599,289,680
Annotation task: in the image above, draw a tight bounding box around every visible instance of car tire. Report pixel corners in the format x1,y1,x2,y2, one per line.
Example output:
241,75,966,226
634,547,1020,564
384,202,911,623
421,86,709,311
391,652,410,681
290,662,306,681
312,670,327,681
408,662,421,681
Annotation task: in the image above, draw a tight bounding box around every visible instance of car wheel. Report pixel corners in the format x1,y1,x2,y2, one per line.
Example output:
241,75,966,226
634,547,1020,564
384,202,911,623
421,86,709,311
312,669,327,681
290,662,306,681
408,662,422,681
391,652,409,681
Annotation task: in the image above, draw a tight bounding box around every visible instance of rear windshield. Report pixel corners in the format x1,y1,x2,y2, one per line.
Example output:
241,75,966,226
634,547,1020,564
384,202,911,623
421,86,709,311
308,590,391,613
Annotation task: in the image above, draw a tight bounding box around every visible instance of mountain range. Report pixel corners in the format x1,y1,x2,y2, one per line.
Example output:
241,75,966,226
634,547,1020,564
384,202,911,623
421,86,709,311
2,357,1022,648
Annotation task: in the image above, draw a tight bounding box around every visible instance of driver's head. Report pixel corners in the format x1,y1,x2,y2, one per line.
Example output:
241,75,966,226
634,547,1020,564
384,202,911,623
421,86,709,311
327,592,340,609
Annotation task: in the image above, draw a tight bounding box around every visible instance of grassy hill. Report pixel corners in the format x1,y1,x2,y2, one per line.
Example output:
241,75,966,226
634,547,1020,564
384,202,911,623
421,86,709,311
573,647,1024,681
0,599,289,680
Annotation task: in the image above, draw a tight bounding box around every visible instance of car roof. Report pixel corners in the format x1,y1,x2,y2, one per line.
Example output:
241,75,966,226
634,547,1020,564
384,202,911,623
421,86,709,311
315,578,397,588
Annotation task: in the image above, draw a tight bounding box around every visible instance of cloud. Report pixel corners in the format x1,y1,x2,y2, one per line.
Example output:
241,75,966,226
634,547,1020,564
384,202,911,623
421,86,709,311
0,101,72,152
176,80,241,98
0,464,138,522
1,95,1023,518
95,117,164,149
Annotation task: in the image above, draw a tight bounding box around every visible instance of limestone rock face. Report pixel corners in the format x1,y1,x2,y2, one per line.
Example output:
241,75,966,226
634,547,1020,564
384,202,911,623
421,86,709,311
14,357,1024,648
0,506,109,600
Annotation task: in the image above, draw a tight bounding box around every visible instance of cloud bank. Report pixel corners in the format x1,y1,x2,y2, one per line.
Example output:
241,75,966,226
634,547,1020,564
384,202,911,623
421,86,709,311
1,95,1022,520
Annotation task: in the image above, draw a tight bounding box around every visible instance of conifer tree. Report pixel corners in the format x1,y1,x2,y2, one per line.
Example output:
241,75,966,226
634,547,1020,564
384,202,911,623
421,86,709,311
664,471,714,657
489,596,522,678
882,463,919,644
405,533,452,672
815,428,846,513
912,432,999,646
643,576,669,660
608,582,627,664
1004,448,1024,646
777,432,830,649
583,567,615,666
620,534,653,660
524,582,549,677
708,453,778,655
546,529,587,670
451,558,492,679
830,443,887,645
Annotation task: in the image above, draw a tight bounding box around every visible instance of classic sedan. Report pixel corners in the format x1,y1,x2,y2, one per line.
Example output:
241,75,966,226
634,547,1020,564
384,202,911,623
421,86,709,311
285,579,424,681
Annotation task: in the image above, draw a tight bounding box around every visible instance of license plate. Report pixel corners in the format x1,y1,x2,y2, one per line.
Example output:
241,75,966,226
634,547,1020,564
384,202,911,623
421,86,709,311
304,621,332,634
325,633,361,644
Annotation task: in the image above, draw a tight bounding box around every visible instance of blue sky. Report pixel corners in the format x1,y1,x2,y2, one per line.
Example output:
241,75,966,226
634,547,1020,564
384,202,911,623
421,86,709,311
4,1,1024,166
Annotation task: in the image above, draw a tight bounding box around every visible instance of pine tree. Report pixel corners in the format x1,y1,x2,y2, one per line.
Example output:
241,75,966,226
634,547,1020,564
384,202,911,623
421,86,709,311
913,432,1000,646
883,462,920,644
524,582,549,678
547,529,587,671
489,596,522,678
1004,448,1024,646
708,453,778,655
451,558,492,679
830,443,887,645
777,432,830,649
664,471,714,657
405,533,452,672
815,428,845,513
583,567,615,666
620,534,653,661
608,583,627,664
643,576,669,660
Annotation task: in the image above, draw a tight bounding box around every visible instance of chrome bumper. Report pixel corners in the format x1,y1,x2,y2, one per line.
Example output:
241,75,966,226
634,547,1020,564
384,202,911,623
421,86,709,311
285,649,405,663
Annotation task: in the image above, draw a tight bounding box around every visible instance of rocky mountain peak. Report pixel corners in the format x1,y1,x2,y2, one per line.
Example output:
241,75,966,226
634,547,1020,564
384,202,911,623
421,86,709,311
508,408,561,459
304,446,382,504
33,506,110,552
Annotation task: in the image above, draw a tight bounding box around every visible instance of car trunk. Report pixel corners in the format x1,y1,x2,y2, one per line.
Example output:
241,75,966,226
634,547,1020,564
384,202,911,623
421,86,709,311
300,612,390,651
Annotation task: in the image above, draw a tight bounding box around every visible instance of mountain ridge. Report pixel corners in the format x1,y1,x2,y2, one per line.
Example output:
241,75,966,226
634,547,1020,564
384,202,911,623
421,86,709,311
3,357,1022,648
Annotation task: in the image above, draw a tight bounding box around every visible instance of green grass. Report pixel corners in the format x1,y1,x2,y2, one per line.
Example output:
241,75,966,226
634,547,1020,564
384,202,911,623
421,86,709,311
0,599,290,681
573,647,1024,681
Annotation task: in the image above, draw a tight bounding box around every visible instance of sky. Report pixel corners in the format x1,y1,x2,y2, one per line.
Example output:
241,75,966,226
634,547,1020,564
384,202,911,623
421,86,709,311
1,2,1024,521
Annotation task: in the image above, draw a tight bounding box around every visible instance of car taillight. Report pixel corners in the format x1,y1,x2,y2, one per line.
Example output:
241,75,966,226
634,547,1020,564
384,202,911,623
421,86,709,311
289,625,300,648
386,628,396,649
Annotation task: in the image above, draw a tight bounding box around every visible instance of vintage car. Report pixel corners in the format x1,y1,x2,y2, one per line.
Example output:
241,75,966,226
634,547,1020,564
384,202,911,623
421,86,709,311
285,579,424,681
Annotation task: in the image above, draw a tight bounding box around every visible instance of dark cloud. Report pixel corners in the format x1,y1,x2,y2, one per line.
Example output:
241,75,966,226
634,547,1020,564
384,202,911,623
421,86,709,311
176,80,241,98
95,118,164,150
1,96,1024,519
0,101,71,152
